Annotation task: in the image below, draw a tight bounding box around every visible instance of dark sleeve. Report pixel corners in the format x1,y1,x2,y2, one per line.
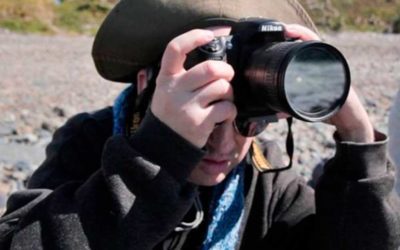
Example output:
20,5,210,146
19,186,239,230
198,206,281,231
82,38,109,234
0,111,205,250
314,131,400,250
27,107,114,189
263,131,400,250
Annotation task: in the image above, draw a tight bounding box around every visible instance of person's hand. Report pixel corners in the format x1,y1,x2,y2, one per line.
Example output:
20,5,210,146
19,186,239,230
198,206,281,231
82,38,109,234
284,23,321,41
284,24,375,143
151,29,237,148
326,88,375,143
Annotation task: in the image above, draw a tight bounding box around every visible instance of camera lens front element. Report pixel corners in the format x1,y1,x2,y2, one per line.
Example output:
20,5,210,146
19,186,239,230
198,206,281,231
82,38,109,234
284,43,350,120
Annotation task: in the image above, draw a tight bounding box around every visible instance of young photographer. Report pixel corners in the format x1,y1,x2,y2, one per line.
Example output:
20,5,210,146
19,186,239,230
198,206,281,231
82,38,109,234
1,0,399,249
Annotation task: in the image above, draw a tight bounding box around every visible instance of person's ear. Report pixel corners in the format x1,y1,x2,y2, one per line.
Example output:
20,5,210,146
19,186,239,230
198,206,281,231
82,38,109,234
136,69,148,95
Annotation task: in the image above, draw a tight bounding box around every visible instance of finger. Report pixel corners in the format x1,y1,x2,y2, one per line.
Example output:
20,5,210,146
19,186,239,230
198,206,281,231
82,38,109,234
178,60,234,91
284,24,321,41
206,100,237,125
276,112,291,119
159,29,215,77
194,79,234,107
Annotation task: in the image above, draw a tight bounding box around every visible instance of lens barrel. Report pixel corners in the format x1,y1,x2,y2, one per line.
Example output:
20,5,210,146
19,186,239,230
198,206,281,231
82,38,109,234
244,41,350,122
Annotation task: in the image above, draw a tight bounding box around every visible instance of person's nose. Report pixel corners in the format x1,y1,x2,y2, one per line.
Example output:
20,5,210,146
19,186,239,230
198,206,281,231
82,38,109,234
206,122,235,153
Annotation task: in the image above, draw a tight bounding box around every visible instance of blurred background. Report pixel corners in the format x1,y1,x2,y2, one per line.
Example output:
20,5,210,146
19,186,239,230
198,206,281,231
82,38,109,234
1,0,400,214
1,0,400,35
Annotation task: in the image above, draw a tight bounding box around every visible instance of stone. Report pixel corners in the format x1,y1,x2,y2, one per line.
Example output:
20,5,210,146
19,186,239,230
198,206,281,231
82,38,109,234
0,121,17,136
52,106,66,117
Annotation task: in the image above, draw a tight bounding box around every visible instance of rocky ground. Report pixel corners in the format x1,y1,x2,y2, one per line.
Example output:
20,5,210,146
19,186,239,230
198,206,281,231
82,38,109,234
0,29,399,214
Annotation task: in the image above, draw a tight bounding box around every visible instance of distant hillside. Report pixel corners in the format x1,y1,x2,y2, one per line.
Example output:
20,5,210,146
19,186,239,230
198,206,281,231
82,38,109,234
299,0,400,32
0,0,399,34
0,0,117,34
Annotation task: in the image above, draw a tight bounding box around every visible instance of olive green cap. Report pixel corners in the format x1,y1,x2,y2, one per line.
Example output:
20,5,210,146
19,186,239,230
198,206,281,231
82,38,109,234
92,0,317,82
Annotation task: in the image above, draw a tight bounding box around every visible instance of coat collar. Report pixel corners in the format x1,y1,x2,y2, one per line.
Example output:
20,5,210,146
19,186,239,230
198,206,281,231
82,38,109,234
248,139,287,172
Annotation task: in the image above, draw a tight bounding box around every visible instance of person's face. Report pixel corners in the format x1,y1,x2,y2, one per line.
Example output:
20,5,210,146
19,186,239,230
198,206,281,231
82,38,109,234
188,120,253,186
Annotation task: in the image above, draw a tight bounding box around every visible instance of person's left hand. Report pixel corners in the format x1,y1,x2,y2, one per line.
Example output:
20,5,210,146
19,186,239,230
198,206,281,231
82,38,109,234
284,24,375,143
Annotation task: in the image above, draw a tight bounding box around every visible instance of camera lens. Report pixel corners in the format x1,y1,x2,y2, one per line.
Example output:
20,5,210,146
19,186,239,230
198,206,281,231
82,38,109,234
244,41,350,122
284,44,350,120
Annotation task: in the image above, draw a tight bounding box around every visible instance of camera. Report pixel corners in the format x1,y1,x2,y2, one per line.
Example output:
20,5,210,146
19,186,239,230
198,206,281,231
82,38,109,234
187,18,351,125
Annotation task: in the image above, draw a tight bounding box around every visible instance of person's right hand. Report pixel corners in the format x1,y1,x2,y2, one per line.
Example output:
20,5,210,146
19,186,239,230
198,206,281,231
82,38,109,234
151,29,237,148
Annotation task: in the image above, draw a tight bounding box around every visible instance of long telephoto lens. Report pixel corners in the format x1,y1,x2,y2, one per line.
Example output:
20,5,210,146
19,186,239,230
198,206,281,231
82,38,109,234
245,41,350,122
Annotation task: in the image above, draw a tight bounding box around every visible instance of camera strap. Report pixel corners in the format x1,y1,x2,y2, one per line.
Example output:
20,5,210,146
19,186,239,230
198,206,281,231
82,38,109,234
285,117,294,169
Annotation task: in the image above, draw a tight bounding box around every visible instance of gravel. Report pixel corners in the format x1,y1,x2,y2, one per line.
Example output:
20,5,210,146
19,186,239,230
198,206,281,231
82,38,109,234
0,29,399,213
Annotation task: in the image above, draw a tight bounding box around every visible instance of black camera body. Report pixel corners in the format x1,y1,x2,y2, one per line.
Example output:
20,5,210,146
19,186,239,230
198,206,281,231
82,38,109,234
192,18,350,124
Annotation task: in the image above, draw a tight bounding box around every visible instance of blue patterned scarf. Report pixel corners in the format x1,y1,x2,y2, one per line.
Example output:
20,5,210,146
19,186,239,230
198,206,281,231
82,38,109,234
201,162,245,250
113,85,135,135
